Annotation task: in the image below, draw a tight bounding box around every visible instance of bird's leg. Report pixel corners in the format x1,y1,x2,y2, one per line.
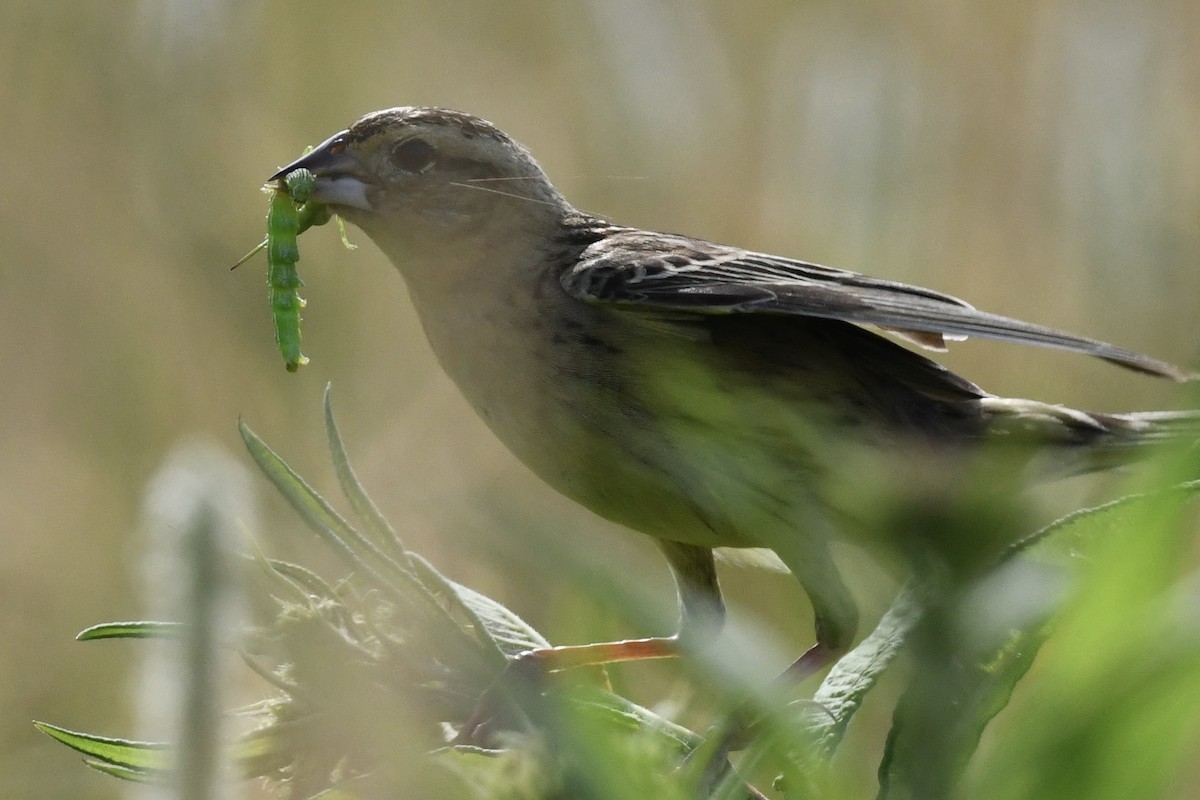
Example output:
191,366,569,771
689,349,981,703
771,529,860,682
775,597,858,685
450,639,682,747
712,535,859,755
659,539,727,645
452,542,723,746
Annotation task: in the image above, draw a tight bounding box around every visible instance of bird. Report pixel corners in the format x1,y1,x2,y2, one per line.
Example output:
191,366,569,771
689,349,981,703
269,106,1195,700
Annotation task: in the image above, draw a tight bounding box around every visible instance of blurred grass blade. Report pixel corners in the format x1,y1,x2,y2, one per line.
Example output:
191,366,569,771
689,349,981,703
877,615,1047,800
76,621,186,641
34,722,172,777
84,759,164,783
878,481,1200,800
232,721,299,779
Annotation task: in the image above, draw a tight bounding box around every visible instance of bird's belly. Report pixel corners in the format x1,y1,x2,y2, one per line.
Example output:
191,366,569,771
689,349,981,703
467,342,736,547
419,296,824,550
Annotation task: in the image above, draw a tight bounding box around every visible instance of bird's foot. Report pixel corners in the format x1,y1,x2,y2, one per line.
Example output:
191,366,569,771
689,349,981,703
451,636,680,747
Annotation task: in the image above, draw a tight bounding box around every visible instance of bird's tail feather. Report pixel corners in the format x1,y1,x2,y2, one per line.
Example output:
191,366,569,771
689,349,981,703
980,397,1200,475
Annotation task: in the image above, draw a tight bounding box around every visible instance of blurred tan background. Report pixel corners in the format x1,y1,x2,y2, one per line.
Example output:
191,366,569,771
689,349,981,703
3,2,1199,796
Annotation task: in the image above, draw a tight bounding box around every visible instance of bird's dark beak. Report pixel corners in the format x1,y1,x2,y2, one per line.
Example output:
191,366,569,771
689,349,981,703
268,130,374,212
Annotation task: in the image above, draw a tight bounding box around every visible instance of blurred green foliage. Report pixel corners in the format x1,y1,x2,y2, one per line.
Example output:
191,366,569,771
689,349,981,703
4,2,1200,798
33,396,1200,799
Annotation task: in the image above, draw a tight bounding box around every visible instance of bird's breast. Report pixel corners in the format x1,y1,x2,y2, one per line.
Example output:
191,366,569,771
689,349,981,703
404,267,753,545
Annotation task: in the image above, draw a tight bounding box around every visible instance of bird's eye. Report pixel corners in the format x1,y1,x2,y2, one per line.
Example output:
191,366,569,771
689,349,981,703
388,137,436,173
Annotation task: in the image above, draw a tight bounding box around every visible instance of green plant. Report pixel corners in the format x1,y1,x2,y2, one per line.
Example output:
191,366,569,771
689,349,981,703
35,388,1200,799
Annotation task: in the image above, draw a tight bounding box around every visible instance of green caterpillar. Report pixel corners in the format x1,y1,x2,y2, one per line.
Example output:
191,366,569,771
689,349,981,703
234,157,353,371
268,169,319,371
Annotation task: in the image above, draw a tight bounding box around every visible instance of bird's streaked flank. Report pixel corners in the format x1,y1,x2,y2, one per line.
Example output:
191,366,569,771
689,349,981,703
268,106,1196,723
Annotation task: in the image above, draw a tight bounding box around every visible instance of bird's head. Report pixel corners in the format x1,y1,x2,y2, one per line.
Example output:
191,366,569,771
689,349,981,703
270,107,570,270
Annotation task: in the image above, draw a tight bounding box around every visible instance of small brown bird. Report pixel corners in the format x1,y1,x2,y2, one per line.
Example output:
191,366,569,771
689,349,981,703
271,106,1194,686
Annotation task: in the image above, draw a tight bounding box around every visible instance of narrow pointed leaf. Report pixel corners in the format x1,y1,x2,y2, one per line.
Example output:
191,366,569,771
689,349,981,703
239,417,503,672
324,384,408,556
76,621,186,641
84,759,166,783
238,418,386,578
34,722,172,774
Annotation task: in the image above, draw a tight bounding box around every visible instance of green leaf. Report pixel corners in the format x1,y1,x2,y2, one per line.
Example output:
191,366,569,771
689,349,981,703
76,621,186,641
323,384,408,558
1005,480,1200,563
807,583,923,756
971,480,1200,800
443,574,551,656
877,608,1047,800
35,720,299,785
260,554,345,603
237,417,393,581
83,759,166,783
34,722,172,776
878,480,1200,800
232,720,300,779
322,394,528,661
239,415,505,674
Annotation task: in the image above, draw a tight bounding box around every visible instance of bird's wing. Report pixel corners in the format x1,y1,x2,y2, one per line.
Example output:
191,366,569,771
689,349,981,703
562,230,1192,381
